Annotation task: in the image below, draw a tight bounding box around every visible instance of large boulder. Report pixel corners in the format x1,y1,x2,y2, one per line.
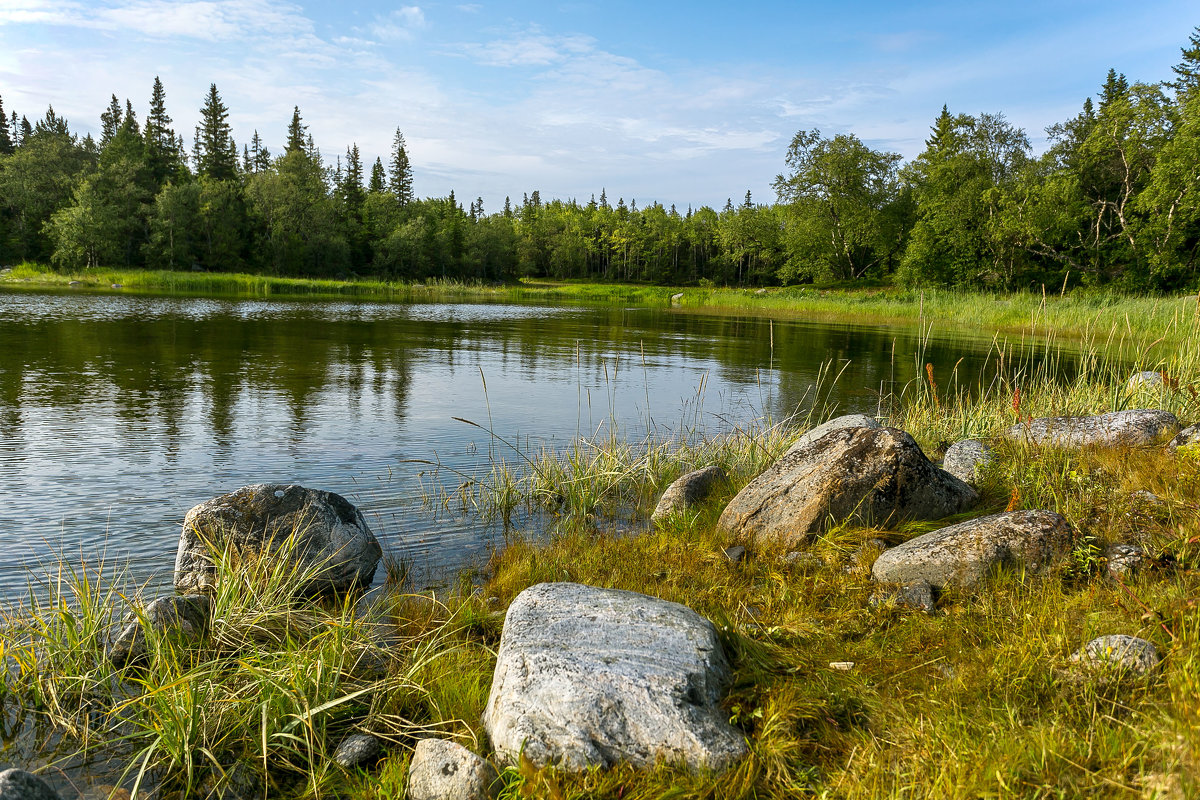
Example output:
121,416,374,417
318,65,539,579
651,466,727,522
1005,409,1179,448
174,484,382,594
483,582,747,772
407,739,498,800
717,427,977,546
108,593,212,668
871,510,1073,589
788,414,881,453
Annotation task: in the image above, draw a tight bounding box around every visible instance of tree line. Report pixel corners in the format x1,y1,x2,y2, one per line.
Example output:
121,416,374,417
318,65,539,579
2,26,1199,291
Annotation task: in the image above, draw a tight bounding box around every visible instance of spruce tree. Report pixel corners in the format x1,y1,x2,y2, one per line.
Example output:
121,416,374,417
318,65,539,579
1099,69,1129,109
144,76,181,184
388,128,413,205
19,116,32,143
285,107,307,155
100,94,123,148
195,84,236,180
249,130,271,172
123,99,139,136
10,110,21,148
369,157,386,193
1170,26,1200,103
0,95,12,155
341,144,365,209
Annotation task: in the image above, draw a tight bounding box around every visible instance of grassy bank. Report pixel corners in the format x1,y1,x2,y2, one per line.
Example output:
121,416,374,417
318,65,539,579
5,262,1200,350
1,270,1199,798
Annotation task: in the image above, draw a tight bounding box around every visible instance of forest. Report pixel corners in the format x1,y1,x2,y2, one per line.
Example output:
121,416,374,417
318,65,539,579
1,26,1200,292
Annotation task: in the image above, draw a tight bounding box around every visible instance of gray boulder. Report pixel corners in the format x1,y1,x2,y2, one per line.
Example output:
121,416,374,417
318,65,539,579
871,510,1073,589
108,593,212,668
174,484,382,594
1071,635,1159,675
1168,423,1200,450
789,414,880,453
0,770,60,800
717,427,977,547
407,738,498,800
483,582,747,771
1005,409,1179,448
334,733,387,769
941,439,994,486
869,580,935,613
651,466,727,522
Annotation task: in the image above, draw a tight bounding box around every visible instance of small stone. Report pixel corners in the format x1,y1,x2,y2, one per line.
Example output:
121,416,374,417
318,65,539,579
1071,635,1159,675
784,551,822,570
723,545,746,564
651,466,727,522
1104,544,1146,580
1168,424,1200,450
829,661,855,671
870,580,935,613
1126,371,1165,391
941,439,994,487
108,594,212,668
0,769,60,800
407,738,498,800
334,733,386,769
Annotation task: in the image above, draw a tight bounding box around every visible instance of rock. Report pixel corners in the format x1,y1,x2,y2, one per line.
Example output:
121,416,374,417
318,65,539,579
670,292,684,303
871,510,1073,589
784,551,823,571
1126,371,1165,391
1105,543,1145,580
1005,409,1180,448
723,545,746,564
68,280,82,287
869,580,935,613
0,769,60,800
174,484,382,594
788,414,881,453
108,593,212,668
407,738,498,800
829,661,855,671
941,439,994,486
1168,423,1200,450
1071,635,1159,675
201,761,258,800
651,466,727,522
333,733,386,769
110,283,124,289
718,427,977,547
483,582,747,771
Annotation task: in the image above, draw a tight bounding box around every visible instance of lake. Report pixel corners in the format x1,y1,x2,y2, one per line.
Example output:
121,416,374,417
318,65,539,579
0,290,1056,602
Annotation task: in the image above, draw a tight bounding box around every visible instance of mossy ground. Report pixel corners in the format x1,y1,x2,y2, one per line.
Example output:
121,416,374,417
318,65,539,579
0,285,1198,798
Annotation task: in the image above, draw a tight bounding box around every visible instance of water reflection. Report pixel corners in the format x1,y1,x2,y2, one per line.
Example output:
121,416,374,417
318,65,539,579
0,291,1071,601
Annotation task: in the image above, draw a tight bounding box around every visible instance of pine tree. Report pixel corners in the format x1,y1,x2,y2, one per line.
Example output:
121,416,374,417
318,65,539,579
100,94,123,148
599,188,608,208
1170,26,1200,103
474,196,484,217
388,128,413,204
285,107,307,155
503,196,512,217
123,99,139,136
144,76,181,184
9,110,21,148
195,84,236,180
743,189,753,208
20,116,32,143
0,95,12,155
369,157,386,193
341,144,365,210
926,105,956,149
242,144,252,174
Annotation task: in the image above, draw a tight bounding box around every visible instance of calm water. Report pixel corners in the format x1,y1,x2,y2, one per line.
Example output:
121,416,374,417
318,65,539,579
0,290,1061,601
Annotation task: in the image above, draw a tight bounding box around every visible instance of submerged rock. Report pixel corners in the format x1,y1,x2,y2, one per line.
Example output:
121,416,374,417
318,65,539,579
1071,635,1160,675
407,738,498,800
871,510,1074,589
1005,409,1179,448
0,769,60,800
651,466,727,522
174,484,382,594
108,593,212,668
941,439,994,487
718,426,977,547
483,582,747,772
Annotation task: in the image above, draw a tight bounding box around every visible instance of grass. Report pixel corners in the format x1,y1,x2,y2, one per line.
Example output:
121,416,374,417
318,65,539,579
1,282,1198,797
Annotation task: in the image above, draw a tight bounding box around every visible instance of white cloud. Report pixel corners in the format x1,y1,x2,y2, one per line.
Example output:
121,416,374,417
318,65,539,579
370,6,425,41
461,30,592,67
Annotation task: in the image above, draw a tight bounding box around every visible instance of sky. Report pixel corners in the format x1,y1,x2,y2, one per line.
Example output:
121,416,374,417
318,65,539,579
0,0,1195,210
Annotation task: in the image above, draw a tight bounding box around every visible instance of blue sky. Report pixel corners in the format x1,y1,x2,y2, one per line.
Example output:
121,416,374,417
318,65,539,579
0,0,1195,209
